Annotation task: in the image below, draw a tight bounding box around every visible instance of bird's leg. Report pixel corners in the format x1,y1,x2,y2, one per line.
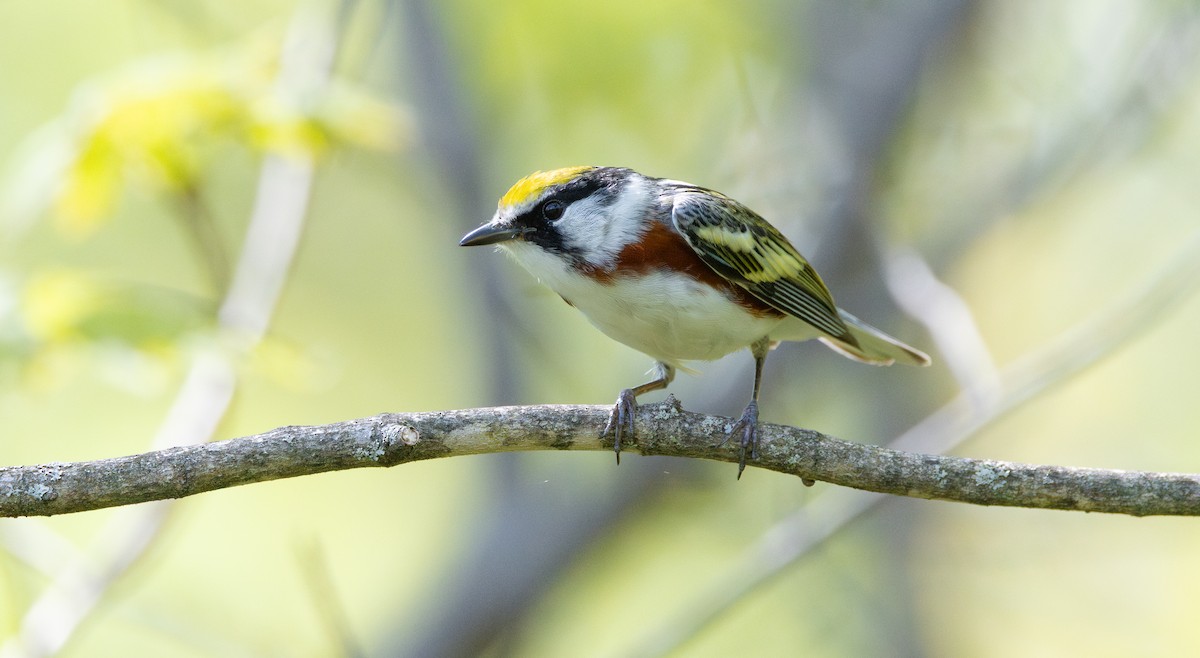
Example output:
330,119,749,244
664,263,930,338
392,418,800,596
726,338,770,479
602,362,675,463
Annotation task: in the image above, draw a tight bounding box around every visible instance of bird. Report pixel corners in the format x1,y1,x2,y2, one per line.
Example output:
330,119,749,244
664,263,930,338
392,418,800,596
460,166,930,477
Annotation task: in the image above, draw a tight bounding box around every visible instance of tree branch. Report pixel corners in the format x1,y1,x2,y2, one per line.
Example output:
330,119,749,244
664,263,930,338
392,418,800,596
3,400,1198,518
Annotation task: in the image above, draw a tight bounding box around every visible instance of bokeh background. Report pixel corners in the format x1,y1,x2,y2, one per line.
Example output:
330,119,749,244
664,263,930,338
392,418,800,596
2,0,1200,656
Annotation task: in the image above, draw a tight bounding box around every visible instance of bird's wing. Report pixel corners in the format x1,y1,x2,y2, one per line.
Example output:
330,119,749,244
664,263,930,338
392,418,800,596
670,188,853,341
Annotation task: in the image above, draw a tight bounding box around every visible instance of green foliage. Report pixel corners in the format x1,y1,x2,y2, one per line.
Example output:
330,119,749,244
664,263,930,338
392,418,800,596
0,24,406,394
7,31,405,236
3,1,1200,656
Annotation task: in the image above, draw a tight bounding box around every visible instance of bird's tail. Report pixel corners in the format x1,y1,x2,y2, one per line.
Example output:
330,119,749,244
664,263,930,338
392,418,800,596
819,309,931,367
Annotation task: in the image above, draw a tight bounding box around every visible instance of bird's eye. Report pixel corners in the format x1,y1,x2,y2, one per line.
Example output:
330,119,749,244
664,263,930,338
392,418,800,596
541,200,566,221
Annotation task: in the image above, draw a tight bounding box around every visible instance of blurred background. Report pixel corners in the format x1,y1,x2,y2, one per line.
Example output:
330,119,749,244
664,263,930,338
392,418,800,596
2,0,1200,655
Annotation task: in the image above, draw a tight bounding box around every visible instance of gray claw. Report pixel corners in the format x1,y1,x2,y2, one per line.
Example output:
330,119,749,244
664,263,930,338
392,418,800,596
601,388,638,463
727,400,759,479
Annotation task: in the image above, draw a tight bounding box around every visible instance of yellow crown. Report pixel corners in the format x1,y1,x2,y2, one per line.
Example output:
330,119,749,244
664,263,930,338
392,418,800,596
499,166,595,208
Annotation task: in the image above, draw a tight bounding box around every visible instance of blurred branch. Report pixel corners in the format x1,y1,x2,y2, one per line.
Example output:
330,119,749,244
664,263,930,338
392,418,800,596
634,231,1200,656
883,245,1001,407
3,402,1200,518
1,8,348,657
922,16,1200,267
387,4,658,657
172,182,230,296
395,0,521,404
299,539,365,658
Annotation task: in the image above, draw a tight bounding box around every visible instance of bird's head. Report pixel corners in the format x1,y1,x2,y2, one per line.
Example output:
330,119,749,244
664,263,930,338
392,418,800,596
459,166,651,269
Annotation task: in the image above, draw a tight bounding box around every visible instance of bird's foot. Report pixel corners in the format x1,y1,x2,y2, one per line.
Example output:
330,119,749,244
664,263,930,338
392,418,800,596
726,400,759,479
601,388,637,464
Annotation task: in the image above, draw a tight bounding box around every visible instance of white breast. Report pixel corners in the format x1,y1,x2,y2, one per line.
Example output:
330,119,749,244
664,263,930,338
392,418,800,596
502,243,782,367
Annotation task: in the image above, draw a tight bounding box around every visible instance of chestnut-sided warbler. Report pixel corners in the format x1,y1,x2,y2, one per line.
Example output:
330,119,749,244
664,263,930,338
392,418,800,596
461,166,930,476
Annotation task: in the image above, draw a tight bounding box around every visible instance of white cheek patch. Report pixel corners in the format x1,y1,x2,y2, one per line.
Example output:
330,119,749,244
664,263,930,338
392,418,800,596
558,175,650,266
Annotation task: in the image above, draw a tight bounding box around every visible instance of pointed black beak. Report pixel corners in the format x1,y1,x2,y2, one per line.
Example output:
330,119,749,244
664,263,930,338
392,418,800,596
459,223,528,247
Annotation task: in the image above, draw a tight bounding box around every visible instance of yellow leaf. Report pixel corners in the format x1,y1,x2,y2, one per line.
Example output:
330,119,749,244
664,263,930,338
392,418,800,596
21,270,107,342
316,83,410,151
248,100,331,158
53,140,122,235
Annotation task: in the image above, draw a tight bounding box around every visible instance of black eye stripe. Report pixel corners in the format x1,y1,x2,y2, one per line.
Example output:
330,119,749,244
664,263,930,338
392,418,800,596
515,179,604,224
514,168,630,228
